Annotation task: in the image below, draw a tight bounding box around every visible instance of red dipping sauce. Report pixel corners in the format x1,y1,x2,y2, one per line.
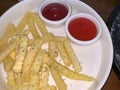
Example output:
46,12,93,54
42,3,68,21
68,18,97,41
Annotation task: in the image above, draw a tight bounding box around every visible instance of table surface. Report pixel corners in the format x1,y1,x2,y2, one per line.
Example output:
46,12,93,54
0,0,120,90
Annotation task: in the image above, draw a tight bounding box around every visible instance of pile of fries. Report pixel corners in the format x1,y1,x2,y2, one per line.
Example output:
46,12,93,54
0,11,94,90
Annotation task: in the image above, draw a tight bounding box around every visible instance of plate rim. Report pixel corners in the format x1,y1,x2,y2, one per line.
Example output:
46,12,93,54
0,0,113,90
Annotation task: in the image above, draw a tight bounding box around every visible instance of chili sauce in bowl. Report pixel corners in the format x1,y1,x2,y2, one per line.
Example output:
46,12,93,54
39,0,71,27
42,3,68,21
65,13,102,45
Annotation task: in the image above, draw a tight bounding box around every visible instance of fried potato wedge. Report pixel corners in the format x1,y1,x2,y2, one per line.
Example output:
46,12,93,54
48,41,58,59
33,13,48,35
50,60,94,81
22,39,43,83
7,71,16,87
40,54,50,89
0,23,15,50
56,42,71,66
3,56,15,72
0,40,18,62
16,11,31,32
50,64,67,90
31,49,45,72
28,14,40,38
64,39,82,72
29,72,40,90
13,35,28,73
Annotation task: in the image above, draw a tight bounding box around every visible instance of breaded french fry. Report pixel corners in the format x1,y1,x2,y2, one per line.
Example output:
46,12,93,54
55,36,66,42
9,49,16,60
20,85,29,90
28,14,40,38
39,53,50,89
7,71,16,87
0,39,7,52
29,72,40,90
14,72,31,89
3,56,15,72
51,60,94,81
13,35,28,73
33,13,48,35
22,38,43,83
16,73,22,85
41,33,54,43
10,84,29,90
50,64,67,90
0,40,18,62
40,86,57,90
1,23,16,37
28,39,34,46
56,42,71,66
48,41,58,59
9,85,20,90
9,29,29,60
16,11,31,32
47,86,57,90
42,53,50,65
64,39,82,72
39,64,49,89
31,49,45,72
0,23,15,50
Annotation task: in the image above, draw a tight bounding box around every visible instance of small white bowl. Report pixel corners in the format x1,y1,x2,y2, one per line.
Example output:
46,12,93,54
65,13,102,45
38,0,72,27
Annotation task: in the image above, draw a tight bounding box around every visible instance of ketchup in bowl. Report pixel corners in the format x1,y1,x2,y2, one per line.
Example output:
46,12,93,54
42,3,68,21
68,17,97,41
65,13,102,45
39,0,71,27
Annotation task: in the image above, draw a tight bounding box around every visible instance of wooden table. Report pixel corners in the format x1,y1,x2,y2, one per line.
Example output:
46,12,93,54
0,0,120,90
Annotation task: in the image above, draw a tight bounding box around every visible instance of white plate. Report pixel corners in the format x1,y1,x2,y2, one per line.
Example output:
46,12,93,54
0,0,113,90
